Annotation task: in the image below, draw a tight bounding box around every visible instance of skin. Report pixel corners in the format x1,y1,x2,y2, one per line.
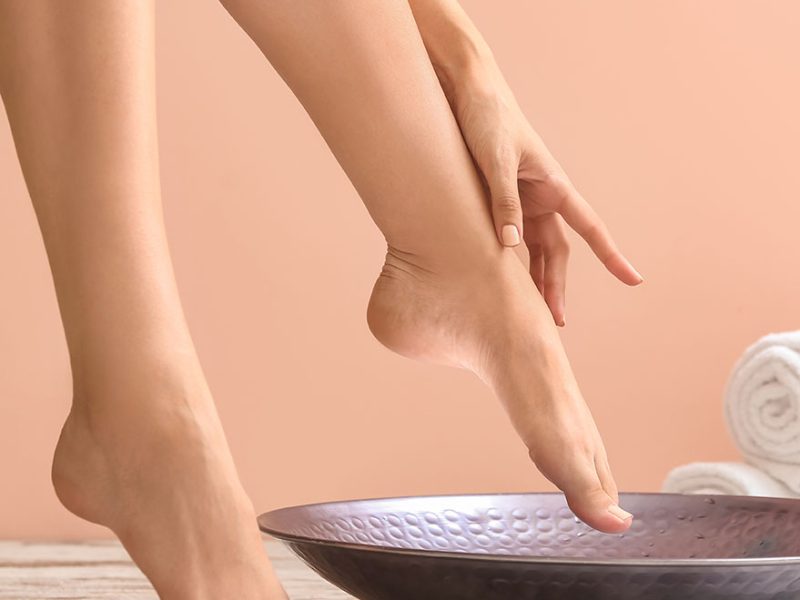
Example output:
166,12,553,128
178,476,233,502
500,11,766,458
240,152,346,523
407,0,643,326
0,0,638,597
0,3,286,599
221,0,637,532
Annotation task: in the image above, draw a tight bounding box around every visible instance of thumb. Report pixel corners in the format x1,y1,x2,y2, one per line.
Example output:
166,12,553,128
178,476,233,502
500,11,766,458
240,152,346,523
487,167,523,248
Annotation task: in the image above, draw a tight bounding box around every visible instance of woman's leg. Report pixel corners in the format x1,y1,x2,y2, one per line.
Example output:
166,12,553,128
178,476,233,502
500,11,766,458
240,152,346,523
0,3,284,598
219,0,630,532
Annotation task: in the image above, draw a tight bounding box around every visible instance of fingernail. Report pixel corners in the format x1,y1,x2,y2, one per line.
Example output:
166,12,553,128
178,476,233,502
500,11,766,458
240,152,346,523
608,504,633,522
502,224,520,247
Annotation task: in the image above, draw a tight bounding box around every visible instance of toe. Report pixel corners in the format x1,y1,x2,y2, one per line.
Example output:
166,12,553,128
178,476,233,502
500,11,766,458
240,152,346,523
532,446,632,534
565,479,632,534
595,451,620,504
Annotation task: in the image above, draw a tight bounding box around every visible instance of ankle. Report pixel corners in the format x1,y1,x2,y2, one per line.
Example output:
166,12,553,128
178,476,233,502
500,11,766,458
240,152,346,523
368,240,564,379
369,246,510,362
73,356,214,421
70,341,205,402
53,382,231,530
384,223,504,278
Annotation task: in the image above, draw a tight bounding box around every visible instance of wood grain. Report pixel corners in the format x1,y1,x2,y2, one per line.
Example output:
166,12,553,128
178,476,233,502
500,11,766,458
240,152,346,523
0,540,351,599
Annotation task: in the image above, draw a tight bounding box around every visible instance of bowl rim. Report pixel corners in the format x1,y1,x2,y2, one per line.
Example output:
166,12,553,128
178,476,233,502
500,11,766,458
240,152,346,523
258,491,800,568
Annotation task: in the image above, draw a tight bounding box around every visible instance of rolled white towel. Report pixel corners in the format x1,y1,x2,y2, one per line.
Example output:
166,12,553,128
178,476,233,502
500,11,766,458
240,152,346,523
662,462,796,498
725,331,800,493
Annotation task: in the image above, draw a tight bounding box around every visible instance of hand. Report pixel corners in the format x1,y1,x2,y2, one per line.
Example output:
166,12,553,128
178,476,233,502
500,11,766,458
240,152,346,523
444,63,643,326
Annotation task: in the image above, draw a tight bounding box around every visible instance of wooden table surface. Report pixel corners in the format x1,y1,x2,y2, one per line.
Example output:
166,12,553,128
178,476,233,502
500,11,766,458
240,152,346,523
0,540,352,599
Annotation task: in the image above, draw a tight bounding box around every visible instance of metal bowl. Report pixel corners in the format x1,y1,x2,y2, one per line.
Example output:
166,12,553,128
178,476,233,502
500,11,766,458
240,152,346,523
259,493,800,599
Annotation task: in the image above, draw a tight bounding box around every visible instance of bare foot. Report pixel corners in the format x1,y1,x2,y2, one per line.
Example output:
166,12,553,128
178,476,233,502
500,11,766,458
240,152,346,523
52,375,286,600
368,246,632,533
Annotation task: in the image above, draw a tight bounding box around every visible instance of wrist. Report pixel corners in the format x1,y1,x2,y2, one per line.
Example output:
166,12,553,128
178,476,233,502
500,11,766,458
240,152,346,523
411,2,496,97
409,1,516,111
430,35,497,100
436,51,519,123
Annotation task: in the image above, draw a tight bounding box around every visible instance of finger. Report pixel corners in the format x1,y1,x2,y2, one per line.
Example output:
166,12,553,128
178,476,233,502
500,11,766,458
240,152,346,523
538,216,569,326
543,251,568,327
529,246,544,294
542,175,643,286
486,162,523,248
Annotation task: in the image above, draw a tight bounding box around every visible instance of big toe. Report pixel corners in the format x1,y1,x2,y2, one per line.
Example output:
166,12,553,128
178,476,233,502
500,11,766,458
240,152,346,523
566,485,633,534
534,451,633,534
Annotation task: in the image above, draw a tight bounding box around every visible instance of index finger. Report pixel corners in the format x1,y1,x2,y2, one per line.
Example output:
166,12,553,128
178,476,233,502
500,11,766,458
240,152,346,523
546,175,643,286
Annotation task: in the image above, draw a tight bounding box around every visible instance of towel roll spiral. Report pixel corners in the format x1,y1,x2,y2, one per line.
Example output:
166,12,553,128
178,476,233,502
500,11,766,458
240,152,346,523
725,332,800,494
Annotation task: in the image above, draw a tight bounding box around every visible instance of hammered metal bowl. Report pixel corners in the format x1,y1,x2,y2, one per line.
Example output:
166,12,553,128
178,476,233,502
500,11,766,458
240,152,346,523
259,493,800,599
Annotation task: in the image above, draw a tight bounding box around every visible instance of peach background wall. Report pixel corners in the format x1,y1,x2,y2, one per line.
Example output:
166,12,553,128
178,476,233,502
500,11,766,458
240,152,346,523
1,1,799,538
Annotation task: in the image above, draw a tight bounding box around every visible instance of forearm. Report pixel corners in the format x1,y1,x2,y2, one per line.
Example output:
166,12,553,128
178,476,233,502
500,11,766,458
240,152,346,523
408,0,509,103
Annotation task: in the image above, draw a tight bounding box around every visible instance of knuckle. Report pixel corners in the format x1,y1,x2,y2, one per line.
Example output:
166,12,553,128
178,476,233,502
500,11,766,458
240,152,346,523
582,222,604,243
542,170,569,190
489,143,518,167
493,193,521,214
542,172,573,208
